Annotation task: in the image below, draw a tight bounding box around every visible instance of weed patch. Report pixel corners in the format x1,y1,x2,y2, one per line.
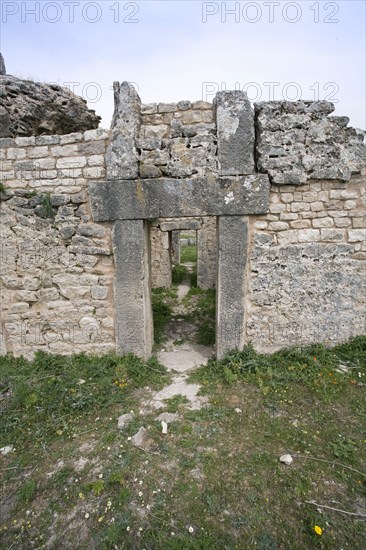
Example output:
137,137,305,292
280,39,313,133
192,336,366,400
172,264,188,284
151,287,177,344
181,244,197,263
1,339,364,549
184,288,216,345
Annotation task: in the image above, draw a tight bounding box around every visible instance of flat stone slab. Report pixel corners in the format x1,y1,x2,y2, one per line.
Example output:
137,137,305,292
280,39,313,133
149,375,208,410
156,412,179,423
89,175,270,221
160,219,202,231
177,282,190,301
215,90,255,176
157,345,212,373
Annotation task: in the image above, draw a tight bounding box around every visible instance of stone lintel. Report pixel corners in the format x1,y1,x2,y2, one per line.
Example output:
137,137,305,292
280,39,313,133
89,175,270,221
160,219,202,232
112,219,153,359
215,90,255,176
216,216,248,359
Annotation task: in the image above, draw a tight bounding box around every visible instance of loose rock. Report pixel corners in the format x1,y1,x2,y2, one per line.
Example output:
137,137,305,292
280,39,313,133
0,75,100,138
0,445,14,455
131,427,148,448
279,454,293,465
117,413,134,429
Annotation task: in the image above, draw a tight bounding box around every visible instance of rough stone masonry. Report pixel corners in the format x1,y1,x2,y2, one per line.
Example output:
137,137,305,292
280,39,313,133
0,80,365,360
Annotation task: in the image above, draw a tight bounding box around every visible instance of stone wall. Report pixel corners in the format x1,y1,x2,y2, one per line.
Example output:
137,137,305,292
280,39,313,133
1,82,365,359
247,173,365,351
0,129,116,357
139,101,216,178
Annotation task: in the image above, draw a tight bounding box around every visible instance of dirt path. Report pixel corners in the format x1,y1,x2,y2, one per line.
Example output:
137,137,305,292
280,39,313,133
150,279,214,411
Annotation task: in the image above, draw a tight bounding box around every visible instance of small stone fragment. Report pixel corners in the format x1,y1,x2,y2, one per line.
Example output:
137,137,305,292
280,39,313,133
279,454,293,465
131,427,148,447
156,412,179,423
161,421,168,434
117,413,134,429
0,445,14,455
336,363,349,374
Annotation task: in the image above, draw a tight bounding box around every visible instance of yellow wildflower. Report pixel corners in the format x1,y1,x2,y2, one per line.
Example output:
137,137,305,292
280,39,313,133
314,525,323,536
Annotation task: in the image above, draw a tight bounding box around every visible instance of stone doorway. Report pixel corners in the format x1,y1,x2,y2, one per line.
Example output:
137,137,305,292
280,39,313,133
150,217,217,291
88,83,270,361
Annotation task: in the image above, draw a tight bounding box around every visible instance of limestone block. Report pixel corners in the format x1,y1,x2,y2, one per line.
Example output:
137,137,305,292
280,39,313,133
140,164,162,178
78,141,106,156
197,217,217,290
106,81,141,180
56,157,87,169
87,155,105,167
177,100,192,110
91,285,108,299
216,216,248,359
348,229,365,242
141,103,158,114
60,133,83,145
158,103,177,113
215,90,254,176
89,175,270,221
255,101,366,184
160,219,202,232
51,144,78,157
83,128,109,141
77,224,105,238
112,220,153,358
35,135,60,145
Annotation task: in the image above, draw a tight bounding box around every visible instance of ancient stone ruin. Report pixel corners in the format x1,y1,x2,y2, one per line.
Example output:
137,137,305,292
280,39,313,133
0,53,6,76
0,81,365,360
0,55,100,138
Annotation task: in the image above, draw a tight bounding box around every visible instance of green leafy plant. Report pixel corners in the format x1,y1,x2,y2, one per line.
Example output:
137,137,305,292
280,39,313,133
180,244,197,263
151,287,176,344
17,479,37,503
0,181,7,199
172,263,188,284
39,192,55,219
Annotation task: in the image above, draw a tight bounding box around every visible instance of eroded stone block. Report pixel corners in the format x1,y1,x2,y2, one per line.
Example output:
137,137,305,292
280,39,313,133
215,91,255,176
112,220,153,358
89,175,270,221
216,216,248,359
106,82,141,179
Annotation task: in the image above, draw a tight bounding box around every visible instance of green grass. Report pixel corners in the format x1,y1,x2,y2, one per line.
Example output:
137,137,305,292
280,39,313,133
191,335,366,399
180,245,197,263
0,337,365,548
38,192,55,219
183,288,216,345
0,351,169,450
151,287,177,344
172,264,188,284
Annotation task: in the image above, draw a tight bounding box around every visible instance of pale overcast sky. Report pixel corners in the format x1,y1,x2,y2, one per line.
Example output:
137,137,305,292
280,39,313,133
2,0,365,130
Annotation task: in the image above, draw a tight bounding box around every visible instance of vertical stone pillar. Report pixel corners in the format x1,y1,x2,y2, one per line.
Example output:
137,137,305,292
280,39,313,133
112,220,153,359
106,81,141,179
171,230,180,264
214,90,254,176
216,216,248,359
150,227,172,288
197,216,217,289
